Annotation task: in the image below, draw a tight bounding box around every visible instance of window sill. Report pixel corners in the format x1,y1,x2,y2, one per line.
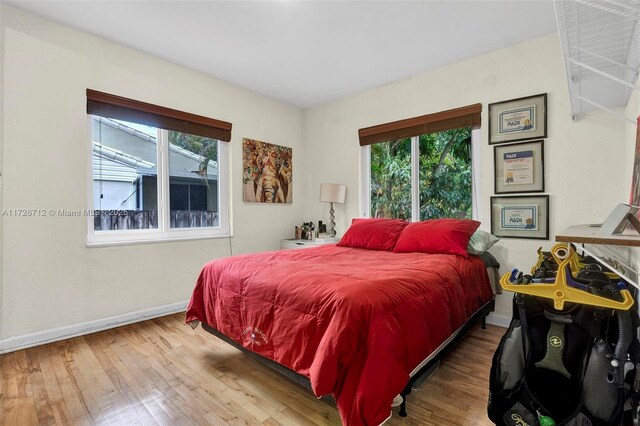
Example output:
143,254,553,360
86,232,232,248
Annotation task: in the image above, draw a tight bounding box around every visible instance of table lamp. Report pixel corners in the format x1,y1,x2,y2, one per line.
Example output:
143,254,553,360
320,183,347,238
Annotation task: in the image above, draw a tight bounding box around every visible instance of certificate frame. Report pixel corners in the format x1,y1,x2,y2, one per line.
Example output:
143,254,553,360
494,140,544,194
489,93,547,144
491,195,549,239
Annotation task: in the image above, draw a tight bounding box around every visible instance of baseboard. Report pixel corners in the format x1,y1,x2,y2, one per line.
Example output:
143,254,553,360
486,313,511,328
0,300,189,354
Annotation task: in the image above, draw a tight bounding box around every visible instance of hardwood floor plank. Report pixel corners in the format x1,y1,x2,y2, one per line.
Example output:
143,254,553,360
34,345,64,407
2,351,31,399
47,343,92,424
25,349,56,426
2,397,39,426
49,401,75,426
0,313,504,426
0,352,5,423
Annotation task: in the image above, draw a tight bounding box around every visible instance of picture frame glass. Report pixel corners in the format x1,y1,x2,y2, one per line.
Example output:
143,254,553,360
494,140,544,193
491,195,549,239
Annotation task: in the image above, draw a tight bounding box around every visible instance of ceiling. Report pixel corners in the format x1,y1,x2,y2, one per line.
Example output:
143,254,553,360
7,1,559,108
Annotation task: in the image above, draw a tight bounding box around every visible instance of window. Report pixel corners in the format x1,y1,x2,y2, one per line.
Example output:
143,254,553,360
87,90,231,245
360,104,481,222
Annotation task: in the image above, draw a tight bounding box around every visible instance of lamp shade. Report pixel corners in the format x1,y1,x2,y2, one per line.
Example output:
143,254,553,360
320,183,346,204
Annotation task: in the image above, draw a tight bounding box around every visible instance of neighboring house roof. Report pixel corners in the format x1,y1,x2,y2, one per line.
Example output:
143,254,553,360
92,153,137,183
93,142,154,169
93,116,219,177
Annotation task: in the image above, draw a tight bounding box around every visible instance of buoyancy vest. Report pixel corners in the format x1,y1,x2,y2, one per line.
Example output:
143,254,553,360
488,294,638,426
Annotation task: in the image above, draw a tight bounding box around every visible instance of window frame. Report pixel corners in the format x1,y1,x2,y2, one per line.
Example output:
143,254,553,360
360,129,481,222
86,116,230,247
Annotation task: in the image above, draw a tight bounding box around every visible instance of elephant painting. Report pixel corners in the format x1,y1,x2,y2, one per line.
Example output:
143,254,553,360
243,138,292,204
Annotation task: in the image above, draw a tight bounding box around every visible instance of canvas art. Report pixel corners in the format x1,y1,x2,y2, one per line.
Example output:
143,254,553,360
243,138,292,203
631,116,640,209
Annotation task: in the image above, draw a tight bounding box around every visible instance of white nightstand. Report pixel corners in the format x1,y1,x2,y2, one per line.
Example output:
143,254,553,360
281,238,336,250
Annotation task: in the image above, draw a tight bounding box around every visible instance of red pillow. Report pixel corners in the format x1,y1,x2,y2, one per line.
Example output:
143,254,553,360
393,219,480,257
337,218,408,251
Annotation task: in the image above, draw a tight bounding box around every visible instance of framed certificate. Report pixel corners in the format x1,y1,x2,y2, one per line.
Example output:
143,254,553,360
491,195,549,239
489,94,547,144
494,140,544,193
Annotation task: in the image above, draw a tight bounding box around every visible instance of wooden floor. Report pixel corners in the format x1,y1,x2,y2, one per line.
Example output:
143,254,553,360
0,313,504,426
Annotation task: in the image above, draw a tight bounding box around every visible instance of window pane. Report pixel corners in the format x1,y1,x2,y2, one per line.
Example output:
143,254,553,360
169,184,189,211
92,116,159,231
419,128,472,220
168,131,219,228
189,185,208,211
370,138,412,220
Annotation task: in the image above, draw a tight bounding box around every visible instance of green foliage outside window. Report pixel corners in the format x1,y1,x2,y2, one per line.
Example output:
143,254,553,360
169,131,217,161
370,127,472,220
371,138,412,220
169,130,217,187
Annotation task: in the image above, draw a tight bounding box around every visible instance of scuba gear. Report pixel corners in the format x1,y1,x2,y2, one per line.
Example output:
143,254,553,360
489,295,636,425
489,244,640,426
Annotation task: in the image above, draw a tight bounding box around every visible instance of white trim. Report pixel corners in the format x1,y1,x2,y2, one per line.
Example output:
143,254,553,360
0,300,189,355
486,313,511,328
471,127,482,221
158,127,168,232
410,136,419,221
87,115,97,240
360,144,371,217
217,142,231,235
86,232,231,248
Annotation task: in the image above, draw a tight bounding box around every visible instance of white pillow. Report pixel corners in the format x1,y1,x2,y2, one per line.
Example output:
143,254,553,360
467,229,499,255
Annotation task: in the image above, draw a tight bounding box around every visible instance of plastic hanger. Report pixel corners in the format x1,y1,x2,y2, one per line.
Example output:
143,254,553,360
501,247,634,311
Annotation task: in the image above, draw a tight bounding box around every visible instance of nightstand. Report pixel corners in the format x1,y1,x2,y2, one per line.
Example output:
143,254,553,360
281,238,336,250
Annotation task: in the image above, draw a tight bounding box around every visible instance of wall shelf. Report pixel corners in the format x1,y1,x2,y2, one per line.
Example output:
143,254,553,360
556,225,640,289
556,224,640,246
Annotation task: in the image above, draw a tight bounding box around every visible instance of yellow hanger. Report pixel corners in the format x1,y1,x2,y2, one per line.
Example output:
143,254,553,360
531,243,620,280
502,251,634,311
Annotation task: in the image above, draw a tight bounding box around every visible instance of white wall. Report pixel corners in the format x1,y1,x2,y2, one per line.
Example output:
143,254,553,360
0,6,305,346
302,33,633,320
627,91,640,151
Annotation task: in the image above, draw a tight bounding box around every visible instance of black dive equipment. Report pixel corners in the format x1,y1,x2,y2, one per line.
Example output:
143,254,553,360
488,244,640,426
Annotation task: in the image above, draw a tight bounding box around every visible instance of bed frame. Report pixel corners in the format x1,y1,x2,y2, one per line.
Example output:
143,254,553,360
200,297,495,420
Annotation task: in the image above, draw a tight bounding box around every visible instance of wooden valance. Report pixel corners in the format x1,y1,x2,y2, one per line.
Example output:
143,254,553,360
87,89,232,142
358,103,482,146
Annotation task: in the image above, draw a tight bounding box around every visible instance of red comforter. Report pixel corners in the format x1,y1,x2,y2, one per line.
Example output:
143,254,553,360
186,245,493,425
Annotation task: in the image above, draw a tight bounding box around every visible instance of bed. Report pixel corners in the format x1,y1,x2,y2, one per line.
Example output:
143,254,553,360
186,234,498,425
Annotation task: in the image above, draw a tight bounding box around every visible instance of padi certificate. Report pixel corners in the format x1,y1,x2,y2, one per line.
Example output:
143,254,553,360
503,150,534,185
501,206,537,230
499,105,535,134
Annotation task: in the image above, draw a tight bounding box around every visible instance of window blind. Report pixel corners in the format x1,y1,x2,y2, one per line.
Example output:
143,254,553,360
86,89,232,142
358,103,481,146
